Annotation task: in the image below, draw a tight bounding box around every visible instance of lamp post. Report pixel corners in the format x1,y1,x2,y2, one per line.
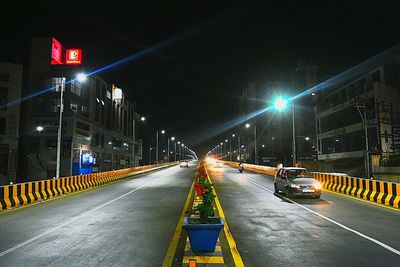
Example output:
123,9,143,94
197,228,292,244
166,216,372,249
168,136,175,162
177,141,181,160
156,129,165,163
55,73,86,178
230,134,235,161
238,135,241,161
171,137,176,162
133,116,145,167
273,96,296,166
356,104,370,178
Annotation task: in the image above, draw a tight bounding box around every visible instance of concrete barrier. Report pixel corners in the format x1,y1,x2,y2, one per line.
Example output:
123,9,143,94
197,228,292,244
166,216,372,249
222,161,399,209
0,163,177,211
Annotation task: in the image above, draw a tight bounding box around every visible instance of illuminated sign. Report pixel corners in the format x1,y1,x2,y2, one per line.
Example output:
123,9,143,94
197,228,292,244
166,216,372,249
65,49,82,65
51,38,63,65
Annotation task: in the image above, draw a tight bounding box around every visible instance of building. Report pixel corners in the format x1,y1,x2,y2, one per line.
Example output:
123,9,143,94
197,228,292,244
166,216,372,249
315,54,400,177
236,60,319,166
19,37,140,181
0,61,23,185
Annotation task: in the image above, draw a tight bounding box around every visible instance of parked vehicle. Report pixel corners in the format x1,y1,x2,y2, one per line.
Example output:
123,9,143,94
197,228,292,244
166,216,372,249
274,167,322,199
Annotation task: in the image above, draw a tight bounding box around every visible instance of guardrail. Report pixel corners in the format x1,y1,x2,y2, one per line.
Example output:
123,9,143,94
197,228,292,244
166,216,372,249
0,162,177,211
222,161,399,209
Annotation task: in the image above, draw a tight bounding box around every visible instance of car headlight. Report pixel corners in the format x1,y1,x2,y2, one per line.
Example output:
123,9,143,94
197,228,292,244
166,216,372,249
290,184,301,189
313,182,322,190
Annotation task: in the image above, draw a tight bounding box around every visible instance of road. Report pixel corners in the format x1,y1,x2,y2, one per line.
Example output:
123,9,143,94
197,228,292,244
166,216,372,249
0,164,196,266
208,164,400,267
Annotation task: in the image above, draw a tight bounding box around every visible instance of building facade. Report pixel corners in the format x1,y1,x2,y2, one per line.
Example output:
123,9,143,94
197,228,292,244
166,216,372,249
19,37,140,181
0,61,23,185
315,58,400,176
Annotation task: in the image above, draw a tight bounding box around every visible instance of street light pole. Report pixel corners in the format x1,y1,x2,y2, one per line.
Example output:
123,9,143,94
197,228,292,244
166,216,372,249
167,138,170,162
238,135,241,161
174,141,177,161
254,125,258,165
292,105,296,167
229,138,232,161
156,131,159,163
56,78,65,179
132,117,135,167
356,105,370,178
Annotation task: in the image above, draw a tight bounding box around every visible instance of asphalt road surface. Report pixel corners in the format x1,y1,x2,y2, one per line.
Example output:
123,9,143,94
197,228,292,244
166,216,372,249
208,164,400,267
0,163,196,266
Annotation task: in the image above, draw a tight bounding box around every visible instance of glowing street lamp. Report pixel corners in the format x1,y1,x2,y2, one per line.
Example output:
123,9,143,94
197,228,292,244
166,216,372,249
76,72,87,83
140,116,146,121
273,96,288,112
36,126,44,132
273,96,296,166
245,123,250,128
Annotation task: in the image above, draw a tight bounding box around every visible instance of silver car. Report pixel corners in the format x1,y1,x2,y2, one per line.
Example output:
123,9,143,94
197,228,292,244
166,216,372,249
274,167,322,199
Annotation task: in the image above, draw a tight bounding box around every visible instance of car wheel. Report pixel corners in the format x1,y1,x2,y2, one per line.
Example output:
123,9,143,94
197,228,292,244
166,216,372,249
274,183,279,193
313,194,321,199
286,187,294,199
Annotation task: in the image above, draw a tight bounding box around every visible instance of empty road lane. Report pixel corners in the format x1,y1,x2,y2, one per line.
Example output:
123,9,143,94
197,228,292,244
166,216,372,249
0,163,196,266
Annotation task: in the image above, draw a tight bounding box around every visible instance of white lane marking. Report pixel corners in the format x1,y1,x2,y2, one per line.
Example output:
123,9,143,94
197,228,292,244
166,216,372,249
0,176,163,257
248,179,400,257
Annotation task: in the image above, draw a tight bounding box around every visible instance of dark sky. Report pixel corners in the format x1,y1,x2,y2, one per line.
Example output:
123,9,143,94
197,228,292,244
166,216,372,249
1,0,400,156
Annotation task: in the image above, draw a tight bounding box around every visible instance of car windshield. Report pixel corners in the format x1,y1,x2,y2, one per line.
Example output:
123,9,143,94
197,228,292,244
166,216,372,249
286,169,312,179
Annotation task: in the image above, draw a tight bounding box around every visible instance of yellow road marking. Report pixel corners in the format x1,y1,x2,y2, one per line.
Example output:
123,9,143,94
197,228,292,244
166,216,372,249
182,256,224,264
206,168,245,267
162,179,195,267
324,190,399,212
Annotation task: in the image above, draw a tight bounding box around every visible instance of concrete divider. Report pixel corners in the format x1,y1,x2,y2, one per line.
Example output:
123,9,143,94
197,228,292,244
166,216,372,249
0,162,177,211
222,161,399,209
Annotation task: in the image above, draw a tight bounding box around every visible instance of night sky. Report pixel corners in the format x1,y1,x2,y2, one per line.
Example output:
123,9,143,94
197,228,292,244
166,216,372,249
1,0,400,156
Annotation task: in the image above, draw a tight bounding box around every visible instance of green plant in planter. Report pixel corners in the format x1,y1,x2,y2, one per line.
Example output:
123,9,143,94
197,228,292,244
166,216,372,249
194,179,216,223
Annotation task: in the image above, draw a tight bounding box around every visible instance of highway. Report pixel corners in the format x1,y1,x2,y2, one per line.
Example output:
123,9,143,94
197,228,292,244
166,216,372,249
208,164,400,267
0,164,196,266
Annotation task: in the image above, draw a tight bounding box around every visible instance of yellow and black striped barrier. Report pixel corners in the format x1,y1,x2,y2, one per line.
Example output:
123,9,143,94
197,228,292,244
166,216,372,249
313,172,400,209
221,161,400,209
0,163,177,211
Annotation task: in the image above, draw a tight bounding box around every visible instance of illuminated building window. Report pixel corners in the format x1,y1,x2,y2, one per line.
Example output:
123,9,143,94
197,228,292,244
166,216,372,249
70,80,82,96
48,77,65,92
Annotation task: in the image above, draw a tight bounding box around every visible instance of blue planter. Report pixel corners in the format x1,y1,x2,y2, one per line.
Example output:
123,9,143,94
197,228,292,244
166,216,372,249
183,217,224,252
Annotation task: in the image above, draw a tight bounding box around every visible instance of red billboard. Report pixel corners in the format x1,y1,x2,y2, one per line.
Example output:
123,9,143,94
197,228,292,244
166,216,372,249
65,49,82,65
51,37,63,65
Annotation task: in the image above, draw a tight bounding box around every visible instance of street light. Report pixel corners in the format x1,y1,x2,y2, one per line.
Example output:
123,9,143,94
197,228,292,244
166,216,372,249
156,130,166,163
168,136,175,162
273,96,288,112
140,116,146,122
76,73,87,83
273,96,295,166
305,136,310,141
245,123,250,128
55,73,86,178
36,126,44,132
